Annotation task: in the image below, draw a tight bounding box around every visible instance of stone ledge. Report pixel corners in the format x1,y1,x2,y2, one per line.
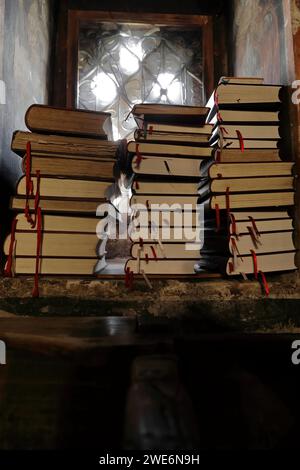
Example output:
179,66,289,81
0,272,299,301
0,274,300,333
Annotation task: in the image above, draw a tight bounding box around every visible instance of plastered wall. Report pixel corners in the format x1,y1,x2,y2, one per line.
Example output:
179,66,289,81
0,0,52,189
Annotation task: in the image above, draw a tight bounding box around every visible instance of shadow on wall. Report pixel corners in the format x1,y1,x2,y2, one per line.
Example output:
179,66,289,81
0,0,52,191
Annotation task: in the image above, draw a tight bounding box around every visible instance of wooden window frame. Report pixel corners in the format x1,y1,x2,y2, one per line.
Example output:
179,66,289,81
65,10,214,109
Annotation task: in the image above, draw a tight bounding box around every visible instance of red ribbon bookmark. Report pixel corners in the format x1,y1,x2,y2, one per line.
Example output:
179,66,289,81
215,149,221,162
25,141,35,226
215,204,221,232
225,187,231,217
228,261,234,274
250,250,258,280
214,90,219,106
32,207,43,298
125,267,134,290
134,144,146,169
4,218,18,277
259,271,270,296
32,170,41,228
25,141,33,195
247,226,259,250
229,213,238,238
236,130,244,152
230,237,242,259
248,216,261,238
150,246,157,260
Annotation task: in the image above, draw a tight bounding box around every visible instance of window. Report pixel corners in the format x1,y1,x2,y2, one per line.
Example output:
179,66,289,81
77,22,204,139
64,11,213,133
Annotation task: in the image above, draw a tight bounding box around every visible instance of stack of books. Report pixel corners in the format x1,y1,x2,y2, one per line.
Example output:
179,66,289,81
195,77,297,283
4,105,119,289
124,103,211,276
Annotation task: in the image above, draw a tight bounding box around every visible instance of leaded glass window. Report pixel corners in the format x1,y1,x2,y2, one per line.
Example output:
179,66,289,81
77,23,204,140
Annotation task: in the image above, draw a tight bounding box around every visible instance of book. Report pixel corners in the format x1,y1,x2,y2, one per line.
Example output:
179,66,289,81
9,257,104,275
134,129,210,145
202,192,294,210
127,102,215,277
206,84,286,127
131,242,200,259
22,154,116,180
210,137,279,149
131,194,199,208
127,141,213,158
25,105,113,139
4,104,121,282
201,208,293,231
16,176,113,199
133,180,199,195
12,131,118,158
199,176,294,198
211,123,280,140
140,123,213,135
218,77,264,85
195,251,296,275
208,109,280,125
202,209,291,221
4,232,107,258
125,258,198,275
202,231,295,256
132,155,203,178
130,225,201,242
212,148,282,163
14,213,107,233
204,216,294,234
10,196,106,214
132,104,209,126
207,84,283,108
21,150,117,162
203,162,294,179
197,77,296,279
132,210,200,227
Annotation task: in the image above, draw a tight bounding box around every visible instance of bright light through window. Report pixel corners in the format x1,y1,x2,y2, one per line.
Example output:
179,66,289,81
91,72,117,104
119,41,143,75
152,73,182,102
